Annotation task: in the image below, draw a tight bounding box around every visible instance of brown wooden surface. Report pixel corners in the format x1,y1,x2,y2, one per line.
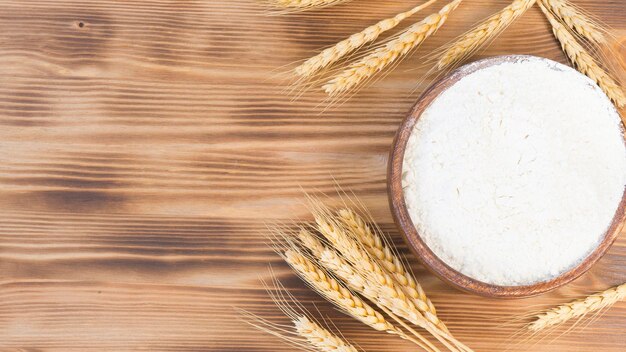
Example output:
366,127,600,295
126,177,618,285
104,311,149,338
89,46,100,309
0,0,625,351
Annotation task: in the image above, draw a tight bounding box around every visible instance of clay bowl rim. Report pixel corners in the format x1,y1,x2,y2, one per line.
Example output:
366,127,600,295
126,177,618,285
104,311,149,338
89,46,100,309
387,55,626,299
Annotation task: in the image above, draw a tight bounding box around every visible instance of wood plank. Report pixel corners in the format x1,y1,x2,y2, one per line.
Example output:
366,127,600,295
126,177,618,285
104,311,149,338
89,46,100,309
0,0,625,350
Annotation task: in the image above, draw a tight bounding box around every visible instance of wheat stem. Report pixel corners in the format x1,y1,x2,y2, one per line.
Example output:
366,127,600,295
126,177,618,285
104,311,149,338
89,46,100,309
540,0,606,44
437,0,536,70
539,2,626,107
529,283,626,331
337,208,446,333
295,0,439,78
323,0,462,96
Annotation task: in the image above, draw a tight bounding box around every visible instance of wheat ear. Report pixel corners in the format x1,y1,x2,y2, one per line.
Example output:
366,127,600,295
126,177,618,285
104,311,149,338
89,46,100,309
540,0,606,44
529,283,626,331
437,0,536,70
294,315,360,352
284,248,397,333
337,208,445,333
269,0,349,10
323,0,462,96
295,0,439,78
296,228,441,352
241,274,359,352
312,208,468,352
331,209,472,352
284,248,438,352
539,2,626,107
297,229,367,292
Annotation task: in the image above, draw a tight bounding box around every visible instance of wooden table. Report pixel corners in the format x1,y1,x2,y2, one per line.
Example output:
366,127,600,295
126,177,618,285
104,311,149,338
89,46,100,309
1,1,625,351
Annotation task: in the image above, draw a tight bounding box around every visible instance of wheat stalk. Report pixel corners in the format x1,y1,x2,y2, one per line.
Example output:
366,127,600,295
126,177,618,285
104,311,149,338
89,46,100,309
529,282,626,331
540,0,606,44
323,0,463,96
295,0,439,78
337,208,445,333
539,2,626,107
437,0,536,70
270,0,350,10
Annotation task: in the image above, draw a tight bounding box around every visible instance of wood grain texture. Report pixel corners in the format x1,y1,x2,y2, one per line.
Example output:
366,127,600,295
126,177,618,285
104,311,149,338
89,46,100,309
0,0,624,351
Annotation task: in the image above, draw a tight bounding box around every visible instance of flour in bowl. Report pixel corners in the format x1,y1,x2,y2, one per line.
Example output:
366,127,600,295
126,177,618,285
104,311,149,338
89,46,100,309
402,56,626,286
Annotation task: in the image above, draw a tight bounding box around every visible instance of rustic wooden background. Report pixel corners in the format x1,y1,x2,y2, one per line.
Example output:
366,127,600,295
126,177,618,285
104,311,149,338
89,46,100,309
0,0,625,351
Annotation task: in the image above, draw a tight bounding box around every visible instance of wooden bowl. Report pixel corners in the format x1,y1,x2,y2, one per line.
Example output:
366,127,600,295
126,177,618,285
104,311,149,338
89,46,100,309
387,55,626,299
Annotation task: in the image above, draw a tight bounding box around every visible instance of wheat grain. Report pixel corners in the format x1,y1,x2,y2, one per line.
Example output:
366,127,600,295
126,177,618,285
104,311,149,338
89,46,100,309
297,229,367,291
539,2,626,107
337,208,445,333
437,0,536,70
540,0,606,44
295,0,439,78
298,228,326,258
319,248,366,291
294,315,360,352
529,282,626,331
270,0,349,10
323,0,462,96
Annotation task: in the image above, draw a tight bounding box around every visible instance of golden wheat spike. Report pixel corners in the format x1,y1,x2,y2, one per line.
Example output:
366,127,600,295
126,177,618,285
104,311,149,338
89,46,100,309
294,315,360,352
540,0,606,44
284,248,397,333
250,279,360,352
337,208,445,333
311,207,473,352
284,249,441,352
297,228,326,257
529,283,626,331
297,229,366,290
293,230,440,352
323,0,463,96
539,2,626,107
437,0,536,70
295,0,439,78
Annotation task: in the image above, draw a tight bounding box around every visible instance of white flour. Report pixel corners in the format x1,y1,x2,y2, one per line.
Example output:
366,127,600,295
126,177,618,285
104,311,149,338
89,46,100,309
402,56,626,286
